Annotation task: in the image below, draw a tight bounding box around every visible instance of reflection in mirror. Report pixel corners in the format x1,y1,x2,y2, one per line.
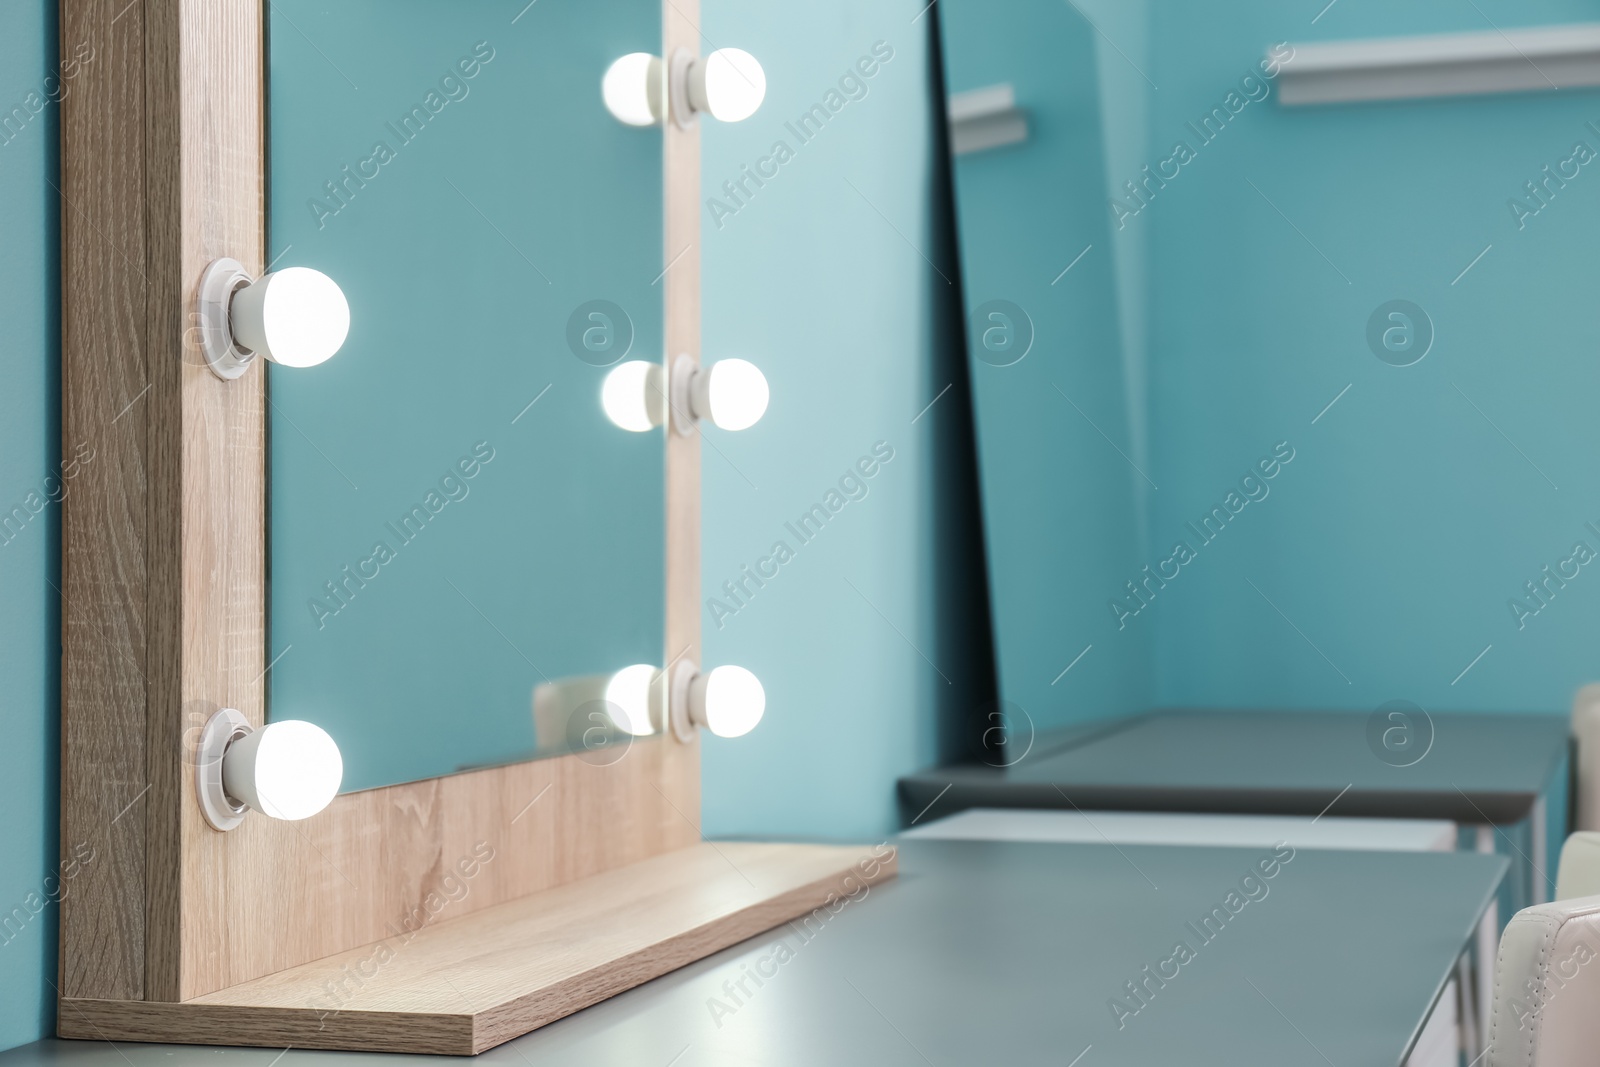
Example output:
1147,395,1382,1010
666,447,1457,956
942,0,1144,747
942,1,1600,746
265,1,665,791
532,665,660,764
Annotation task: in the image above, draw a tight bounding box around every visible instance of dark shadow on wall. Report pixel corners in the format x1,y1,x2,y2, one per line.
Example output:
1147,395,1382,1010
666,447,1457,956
919,7,999,786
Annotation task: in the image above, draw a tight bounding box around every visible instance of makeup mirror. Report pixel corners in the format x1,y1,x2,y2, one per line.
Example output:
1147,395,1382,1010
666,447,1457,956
264,0,666,791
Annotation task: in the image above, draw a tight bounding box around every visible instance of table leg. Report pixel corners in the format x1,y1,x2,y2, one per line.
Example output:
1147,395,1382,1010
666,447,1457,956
1531,795,1548,905
1475,824,1497,1052
1454,952,1480,1066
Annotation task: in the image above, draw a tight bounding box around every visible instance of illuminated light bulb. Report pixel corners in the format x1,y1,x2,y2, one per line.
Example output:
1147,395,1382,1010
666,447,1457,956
689,48,766,123
220,720,343,822
605,663,660,736
601,360,666,432
602,52,665,126
229,267,351,368
693,358,769,431
671,356,769,433
198,259,351,379
694,665,766,738
668,662,765,741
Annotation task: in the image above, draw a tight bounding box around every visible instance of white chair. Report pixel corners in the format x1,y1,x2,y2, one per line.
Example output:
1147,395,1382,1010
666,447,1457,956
1488,832,1600,1066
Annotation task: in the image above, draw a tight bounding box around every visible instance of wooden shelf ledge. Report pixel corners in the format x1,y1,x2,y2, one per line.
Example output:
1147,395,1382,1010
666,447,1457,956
59,841,896,1055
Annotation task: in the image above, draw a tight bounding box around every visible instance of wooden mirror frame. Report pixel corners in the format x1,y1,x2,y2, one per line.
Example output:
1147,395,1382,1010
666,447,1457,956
56,0,893,1054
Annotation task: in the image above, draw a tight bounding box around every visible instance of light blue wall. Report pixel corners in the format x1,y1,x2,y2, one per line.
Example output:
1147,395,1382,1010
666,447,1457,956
0,0,59,1052
699,0,985,839
1143,0,1600,717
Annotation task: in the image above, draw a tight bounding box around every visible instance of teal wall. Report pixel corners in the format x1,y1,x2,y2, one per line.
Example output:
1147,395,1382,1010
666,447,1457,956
0,0,59,1052
1143,0,1600,717
0,0,977,1049
1134,0,1592,918
945,0,1600,734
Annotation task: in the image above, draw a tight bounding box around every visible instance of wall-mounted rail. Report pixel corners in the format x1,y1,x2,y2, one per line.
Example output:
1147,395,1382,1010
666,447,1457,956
1277,23,1600,106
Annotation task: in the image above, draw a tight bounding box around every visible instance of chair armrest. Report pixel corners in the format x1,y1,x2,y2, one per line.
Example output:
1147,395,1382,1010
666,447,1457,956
1490,894,1600,1067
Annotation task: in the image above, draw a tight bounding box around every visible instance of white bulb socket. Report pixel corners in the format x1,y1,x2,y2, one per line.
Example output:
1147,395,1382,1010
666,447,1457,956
602,360,666,432
196,709,343,830
198,258,350,379
602,52,666,126
669,355,769,434
669,661,766,742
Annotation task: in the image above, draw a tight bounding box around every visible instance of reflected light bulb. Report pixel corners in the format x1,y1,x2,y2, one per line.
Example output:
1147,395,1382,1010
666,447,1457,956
696,665,765,738
602,52,663,126
692,48,767,122
700,359,769,431
602,360,665,432
222,720,343,821
605,664,659,736
229,267,350,368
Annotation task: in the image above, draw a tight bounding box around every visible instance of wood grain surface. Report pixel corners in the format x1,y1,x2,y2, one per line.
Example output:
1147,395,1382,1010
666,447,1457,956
60,842,897,1055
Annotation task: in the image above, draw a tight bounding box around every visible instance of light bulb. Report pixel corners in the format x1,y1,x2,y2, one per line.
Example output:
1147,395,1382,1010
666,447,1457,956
691,49,766,122
692,359,769,431
668,661,767,742
685,665,765,739
221,720,343,821
605,664,659,736
602,52,664,126
602,360,665,432
229,267,350,368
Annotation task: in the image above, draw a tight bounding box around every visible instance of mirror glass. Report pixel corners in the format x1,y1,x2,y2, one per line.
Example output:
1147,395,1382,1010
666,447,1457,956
265,0,665,791
943,0,1600,745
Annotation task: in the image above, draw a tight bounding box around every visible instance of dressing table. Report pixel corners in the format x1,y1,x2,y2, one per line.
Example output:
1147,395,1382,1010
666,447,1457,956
25,840,1504,1065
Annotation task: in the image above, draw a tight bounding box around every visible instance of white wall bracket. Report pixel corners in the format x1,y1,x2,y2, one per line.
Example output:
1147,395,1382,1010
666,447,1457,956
948,84,1028,156
1277,23,1600,106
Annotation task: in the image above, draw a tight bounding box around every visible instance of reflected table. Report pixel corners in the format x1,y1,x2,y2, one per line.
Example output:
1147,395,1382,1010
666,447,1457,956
23,840,1505,1067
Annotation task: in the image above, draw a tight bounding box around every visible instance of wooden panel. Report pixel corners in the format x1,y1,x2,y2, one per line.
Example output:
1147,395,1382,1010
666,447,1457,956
59,0,152,1002
154,0,270,1004
185,737,702,998
62,0,712,1016
664,0,702,680
60,843,896,1055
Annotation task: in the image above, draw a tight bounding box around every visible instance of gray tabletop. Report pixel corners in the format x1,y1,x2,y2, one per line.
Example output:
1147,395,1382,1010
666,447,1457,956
14,839,1505,1067
901,708,1572,825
